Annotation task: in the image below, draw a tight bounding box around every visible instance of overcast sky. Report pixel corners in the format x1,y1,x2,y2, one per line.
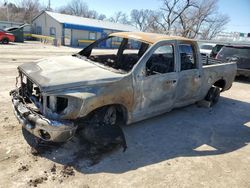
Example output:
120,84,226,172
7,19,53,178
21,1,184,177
5,0,250,33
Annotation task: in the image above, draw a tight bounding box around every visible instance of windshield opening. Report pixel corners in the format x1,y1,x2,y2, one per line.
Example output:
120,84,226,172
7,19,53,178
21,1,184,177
77,36,151,73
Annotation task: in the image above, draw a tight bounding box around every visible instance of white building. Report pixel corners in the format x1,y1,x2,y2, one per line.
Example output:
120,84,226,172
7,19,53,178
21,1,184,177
32,11,138,46
214,32,250,43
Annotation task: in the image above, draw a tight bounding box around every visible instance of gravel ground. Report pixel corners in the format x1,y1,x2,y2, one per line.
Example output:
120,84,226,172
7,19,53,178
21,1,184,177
0,42,250,188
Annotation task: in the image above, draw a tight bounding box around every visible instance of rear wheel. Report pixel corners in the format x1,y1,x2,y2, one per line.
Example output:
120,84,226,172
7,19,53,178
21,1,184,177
2,38,9,44
205,86,220,106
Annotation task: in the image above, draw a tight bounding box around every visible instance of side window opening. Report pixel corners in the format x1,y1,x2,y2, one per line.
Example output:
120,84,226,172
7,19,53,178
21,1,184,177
180,44,196,71
146,44,175,76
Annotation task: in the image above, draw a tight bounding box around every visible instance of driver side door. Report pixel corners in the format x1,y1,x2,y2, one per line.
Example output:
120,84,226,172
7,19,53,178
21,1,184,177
133,41,178,120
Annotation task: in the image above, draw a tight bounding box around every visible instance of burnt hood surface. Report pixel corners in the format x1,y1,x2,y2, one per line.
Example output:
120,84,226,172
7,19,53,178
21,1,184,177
18,56,124,92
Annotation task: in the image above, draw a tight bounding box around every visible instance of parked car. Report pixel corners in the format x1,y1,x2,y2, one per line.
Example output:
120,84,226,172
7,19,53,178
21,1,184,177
0,29,15,44
199,43,216,57
216,45,250,78
10,32,236,143
210,44,225,58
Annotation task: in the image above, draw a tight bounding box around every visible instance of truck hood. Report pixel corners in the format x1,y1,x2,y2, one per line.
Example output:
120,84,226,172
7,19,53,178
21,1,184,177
18,56,124,92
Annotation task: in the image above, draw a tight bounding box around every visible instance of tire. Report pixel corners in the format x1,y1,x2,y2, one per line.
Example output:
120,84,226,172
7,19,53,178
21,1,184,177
80,106,127,152
205,86,220,106
2,38,9,44
101,106,117,125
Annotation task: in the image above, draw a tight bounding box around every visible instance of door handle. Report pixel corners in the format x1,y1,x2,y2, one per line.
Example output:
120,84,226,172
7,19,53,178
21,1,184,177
165,80,177,85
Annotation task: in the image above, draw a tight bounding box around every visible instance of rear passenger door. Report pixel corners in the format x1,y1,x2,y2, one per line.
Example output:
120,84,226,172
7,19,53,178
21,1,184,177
175,43,202,107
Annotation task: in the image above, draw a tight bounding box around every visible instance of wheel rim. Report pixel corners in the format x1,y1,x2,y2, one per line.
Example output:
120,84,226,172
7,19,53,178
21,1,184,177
3,39,8,44
103,107,117,125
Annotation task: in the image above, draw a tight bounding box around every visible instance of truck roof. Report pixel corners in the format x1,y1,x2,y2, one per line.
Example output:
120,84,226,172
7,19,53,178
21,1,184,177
110,32,195,44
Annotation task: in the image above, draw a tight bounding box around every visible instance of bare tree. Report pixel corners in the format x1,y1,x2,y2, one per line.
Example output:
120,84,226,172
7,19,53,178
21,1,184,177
129,9,163,33
59,0,89,17
98,14,106,21
130,9,152,31
20,0,41,23
177,0,229,39
87,10,99,19
0,0,40,23
200,14,230,39
127,0,229,38
59,0,106,20
109,11,130,24
179,0,217,38
158,0,197,34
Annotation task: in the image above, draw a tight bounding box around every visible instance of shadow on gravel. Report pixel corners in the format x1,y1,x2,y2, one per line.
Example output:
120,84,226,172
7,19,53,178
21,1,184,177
22,96,250,174
0,43,16,45
235,76,250,83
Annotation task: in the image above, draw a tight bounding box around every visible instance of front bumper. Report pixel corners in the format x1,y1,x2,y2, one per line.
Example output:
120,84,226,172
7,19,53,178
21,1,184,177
10,90,77,142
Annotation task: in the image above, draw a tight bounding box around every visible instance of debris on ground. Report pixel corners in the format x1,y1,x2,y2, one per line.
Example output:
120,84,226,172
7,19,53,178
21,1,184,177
18,164,29,172
50,164,56,174
60,165,75,177
28,176,47,187
24,120,128,167
26,164,75,186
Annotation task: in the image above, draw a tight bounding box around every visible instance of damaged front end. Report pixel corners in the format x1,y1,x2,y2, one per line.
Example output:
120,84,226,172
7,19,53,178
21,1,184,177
10,71,77,142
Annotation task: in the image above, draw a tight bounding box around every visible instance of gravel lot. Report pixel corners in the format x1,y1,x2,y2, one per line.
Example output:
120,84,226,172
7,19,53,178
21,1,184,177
0,42,250,188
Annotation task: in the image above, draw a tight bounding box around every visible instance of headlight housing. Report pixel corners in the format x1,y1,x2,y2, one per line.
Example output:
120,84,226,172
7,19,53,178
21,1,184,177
46,96,68,113
45,95,83,119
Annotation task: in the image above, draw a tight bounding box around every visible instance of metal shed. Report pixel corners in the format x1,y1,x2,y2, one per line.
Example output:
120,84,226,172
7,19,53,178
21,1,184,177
32,11,138,47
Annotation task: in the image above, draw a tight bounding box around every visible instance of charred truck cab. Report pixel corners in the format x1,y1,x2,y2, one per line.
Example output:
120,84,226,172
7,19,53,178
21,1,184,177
10,32,237,143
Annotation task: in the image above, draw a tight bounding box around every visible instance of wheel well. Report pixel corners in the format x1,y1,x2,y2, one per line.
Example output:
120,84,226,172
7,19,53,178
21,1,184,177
213,79,226,90
86,104,128,124
2,37,9,41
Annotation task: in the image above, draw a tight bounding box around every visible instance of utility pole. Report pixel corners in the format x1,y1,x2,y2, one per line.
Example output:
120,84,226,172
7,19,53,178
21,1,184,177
48,0,51,10
4,0,9,22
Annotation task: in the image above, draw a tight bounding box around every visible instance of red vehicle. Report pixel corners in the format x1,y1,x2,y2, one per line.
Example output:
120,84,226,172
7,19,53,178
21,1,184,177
0,29,15,44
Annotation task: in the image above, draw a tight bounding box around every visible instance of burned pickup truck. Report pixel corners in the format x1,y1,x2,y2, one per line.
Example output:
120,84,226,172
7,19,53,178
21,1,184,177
10,32,237,143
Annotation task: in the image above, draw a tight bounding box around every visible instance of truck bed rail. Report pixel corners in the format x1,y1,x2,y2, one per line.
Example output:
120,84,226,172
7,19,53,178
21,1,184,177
201,55,224,65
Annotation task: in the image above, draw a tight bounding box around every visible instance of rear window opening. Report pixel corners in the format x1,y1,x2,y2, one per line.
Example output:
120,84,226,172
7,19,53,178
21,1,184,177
77,36,151,73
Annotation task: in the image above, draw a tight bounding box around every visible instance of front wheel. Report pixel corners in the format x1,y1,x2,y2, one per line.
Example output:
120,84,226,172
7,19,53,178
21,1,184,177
88,106,118,126
102,106,117,125
205,86,220,106
2,38,9,44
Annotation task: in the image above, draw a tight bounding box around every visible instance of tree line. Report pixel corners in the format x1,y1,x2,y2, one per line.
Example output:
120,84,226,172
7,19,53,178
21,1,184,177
0,0,229,40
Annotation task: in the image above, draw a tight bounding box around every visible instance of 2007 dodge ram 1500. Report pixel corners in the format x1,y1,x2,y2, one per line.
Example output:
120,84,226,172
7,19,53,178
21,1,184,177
10,32,237,142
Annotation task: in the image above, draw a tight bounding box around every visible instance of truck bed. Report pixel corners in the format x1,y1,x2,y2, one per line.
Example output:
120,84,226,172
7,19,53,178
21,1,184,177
201,55,224,65
202,60,237,97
